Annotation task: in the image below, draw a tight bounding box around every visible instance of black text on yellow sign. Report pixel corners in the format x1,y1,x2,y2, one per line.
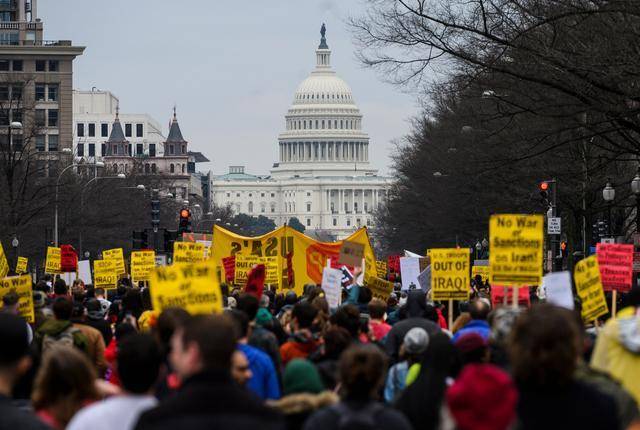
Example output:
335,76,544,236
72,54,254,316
0,243,9,278
103,248,126,275
574,255,608,322
430,248,470,301
173,242,205,264
489,214,544,286
0,275,34,323
364,275,394,301
234,255,279,285
45,246,61,274
131,250,156,281
94,260,118,290
150,259,222,315
15,257,28,275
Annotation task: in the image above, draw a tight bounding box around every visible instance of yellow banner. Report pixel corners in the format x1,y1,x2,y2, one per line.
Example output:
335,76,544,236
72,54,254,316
0,242,8,278
173,242,205,264
431,248,470,301
574,255,608,322
211,225,377,295
376,260,388,278
364,275,394,301
103,248,126,275
94,259,118,290
131,250,155,281
0,275,34,323
472,265,490,284
45,246,61,274
234,254,279,285
15,257,28,275
489,214,544,286
150,259,223,315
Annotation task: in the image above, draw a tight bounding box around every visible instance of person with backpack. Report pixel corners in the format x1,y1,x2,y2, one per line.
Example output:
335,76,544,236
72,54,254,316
35,298,88,356
303,344,412,430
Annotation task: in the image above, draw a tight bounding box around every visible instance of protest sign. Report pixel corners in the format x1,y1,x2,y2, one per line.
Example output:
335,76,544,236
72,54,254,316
78,260,92,285
400,257,421,290
417,266,431,293
542,271,574,310
150,259,222,315
131,250,156,281
376,260,388,278
489,214,544,286
15,257,28,275
0,275,34,323
93,259,118,290
173,242,206,264
45,246,61,274
596,243,633,292
490,286,531,308
234,255,279,285
388,255,401,273
574,255,608,322
0,243,8,278
321,267,343,308
60,245,78,273
103,248,126,275
222,256,236,283
430,248,470,301
339,240,365,267
472,265,490,284
365,275,395,301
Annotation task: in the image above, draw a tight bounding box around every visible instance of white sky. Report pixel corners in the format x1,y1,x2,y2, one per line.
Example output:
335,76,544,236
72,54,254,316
41,0,417,175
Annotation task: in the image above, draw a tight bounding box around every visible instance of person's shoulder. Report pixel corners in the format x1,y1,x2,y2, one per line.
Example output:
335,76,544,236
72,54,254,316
302,405,339,430
376,405,414,430
0,403,53,430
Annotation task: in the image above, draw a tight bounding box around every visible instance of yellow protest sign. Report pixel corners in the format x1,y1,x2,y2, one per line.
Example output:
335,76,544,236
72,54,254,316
574,255,608,322
45,246,61,274
472,265,490,284
173,242,206,264
365,275,394,301
103,248,126,275
15,257,28,275
430,248,470,301
131,250,156,281
234,254,279,285
93,259,118,290
0,242,8,278
150,259,223,314
0,275,34,323
489,214,544,286
376,261,388,278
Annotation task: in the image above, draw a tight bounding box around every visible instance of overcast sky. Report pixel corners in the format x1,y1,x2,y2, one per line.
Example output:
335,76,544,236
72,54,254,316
41,0,417,175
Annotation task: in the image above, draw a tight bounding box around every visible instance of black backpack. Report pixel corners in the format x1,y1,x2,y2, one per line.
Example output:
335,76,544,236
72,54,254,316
331,402,384,430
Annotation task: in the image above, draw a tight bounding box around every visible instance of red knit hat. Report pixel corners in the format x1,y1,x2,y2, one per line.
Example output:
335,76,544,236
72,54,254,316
454,332,488,353
446,364,518,430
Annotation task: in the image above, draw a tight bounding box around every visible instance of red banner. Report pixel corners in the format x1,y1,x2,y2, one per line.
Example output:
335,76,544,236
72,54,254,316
222,256,235,284
388,255,401,273
60,245,78,273
596,243,633,292
491,286,531,308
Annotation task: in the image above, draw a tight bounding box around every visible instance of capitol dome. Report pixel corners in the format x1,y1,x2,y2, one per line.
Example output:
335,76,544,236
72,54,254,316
276,24,371,172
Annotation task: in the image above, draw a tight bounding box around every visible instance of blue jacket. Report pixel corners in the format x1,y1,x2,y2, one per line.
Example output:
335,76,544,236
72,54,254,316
451,320,491,342
238,343,281,400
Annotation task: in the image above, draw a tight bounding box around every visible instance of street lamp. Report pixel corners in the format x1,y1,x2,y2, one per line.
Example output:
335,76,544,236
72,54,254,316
603,179,615,238
475,241,482,259
11,236,18,272
631,168,640,234
8,121,22,152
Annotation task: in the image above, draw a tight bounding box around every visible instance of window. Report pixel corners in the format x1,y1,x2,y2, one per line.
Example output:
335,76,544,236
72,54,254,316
101,123,108,137
344,202,348,213
113,145,118,155
248,202,254,213
48,135,58,151
0,112,8,126
354,202,359,213
77,143,84,156
144,164,150,174
11,84,22,100
333,218,337,226
236,193,240,197
127,144,132,155
226,192,231,197
0,85,7,100
101,144,106,156
249,193,252,197
306,219,311,226
76,123,84,137
170,164,175,173
136,143,143,155
307,192,311,196
124,123,132,137
306,203,311,212
347,219,351,226
271,204,275,213
169,144,174,155
88,143,95,157
35,135,45,151
261,193,265,197
181,145,186,154
364,202,368,213
0,60,8,71
12,60,22,71
271,193,275,197
48,84,58,101
48,60,59,72
35,109,45,126
35,60,46,72
367,219,371,225
181,164,185,173
151,164,156,173
11,109,21,124
149,144,156,157
136,123,143,137
88,123,95,137
48,110,58,127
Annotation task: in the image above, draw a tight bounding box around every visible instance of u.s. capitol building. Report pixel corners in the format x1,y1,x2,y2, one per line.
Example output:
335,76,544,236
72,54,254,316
211,26,390,239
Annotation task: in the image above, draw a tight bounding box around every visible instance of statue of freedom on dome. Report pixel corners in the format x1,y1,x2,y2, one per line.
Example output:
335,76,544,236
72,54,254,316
321,23,326,38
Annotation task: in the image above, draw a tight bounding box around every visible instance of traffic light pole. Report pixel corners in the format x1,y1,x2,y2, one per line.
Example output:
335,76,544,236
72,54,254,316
550,178,562,272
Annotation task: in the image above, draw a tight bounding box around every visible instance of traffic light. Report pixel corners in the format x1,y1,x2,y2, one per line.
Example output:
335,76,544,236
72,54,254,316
164,229,177,254
560,241,567,257
539,181,550,206
151,189,160,232
178,208,191,234
132,230,148,250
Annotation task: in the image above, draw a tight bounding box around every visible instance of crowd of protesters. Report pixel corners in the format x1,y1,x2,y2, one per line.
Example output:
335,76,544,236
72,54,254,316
0,272,639,430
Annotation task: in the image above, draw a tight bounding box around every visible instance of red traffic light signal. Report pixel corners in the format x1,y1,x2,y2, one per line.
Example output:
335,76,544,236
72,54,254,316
540,182,549,191
180,209,190,219
560,241,567,251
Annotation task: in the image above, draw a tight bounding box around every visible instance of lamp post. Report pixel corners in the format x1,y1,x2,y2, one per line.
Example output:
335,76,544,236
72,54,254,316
602,180,615,239
54,161,105,246
475,241,482,259
9,121,22,151
11,236,18,273
631,168,640,234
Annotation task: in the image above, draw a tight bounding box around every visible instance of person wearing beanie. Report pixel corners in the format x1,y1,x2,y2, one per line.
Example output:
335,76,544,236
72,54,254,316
446,364,518,430
84,299,113,346
454,332,490,365
384,327,429,402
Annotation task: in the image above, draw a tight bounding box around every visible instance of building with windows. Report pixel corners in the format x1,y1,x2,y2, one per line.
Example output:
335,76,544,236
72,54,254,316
211,26,390,239
0,0,84,169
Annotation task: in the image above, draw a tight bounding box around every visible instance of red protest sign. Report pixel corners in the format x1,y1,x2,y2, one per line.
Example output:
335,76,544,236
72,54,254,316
491,285,531,308
596,243,633,292
388,255,401,273
60,245,78,273
222,256,236,284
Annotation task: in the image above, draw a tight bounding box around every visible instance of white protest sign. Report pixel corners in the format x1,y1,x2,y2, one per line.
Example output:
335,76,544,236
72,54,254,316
543,271,574,310
77,260,92,286
321,267,343,309
417,265,431,293
400,257,421,290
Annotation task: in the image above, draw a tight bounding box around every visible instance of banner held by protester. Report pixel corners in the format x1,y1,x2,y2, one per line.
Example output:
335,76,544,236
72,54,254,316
45,246,62,274
574,255,608,322
0,275,34,323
